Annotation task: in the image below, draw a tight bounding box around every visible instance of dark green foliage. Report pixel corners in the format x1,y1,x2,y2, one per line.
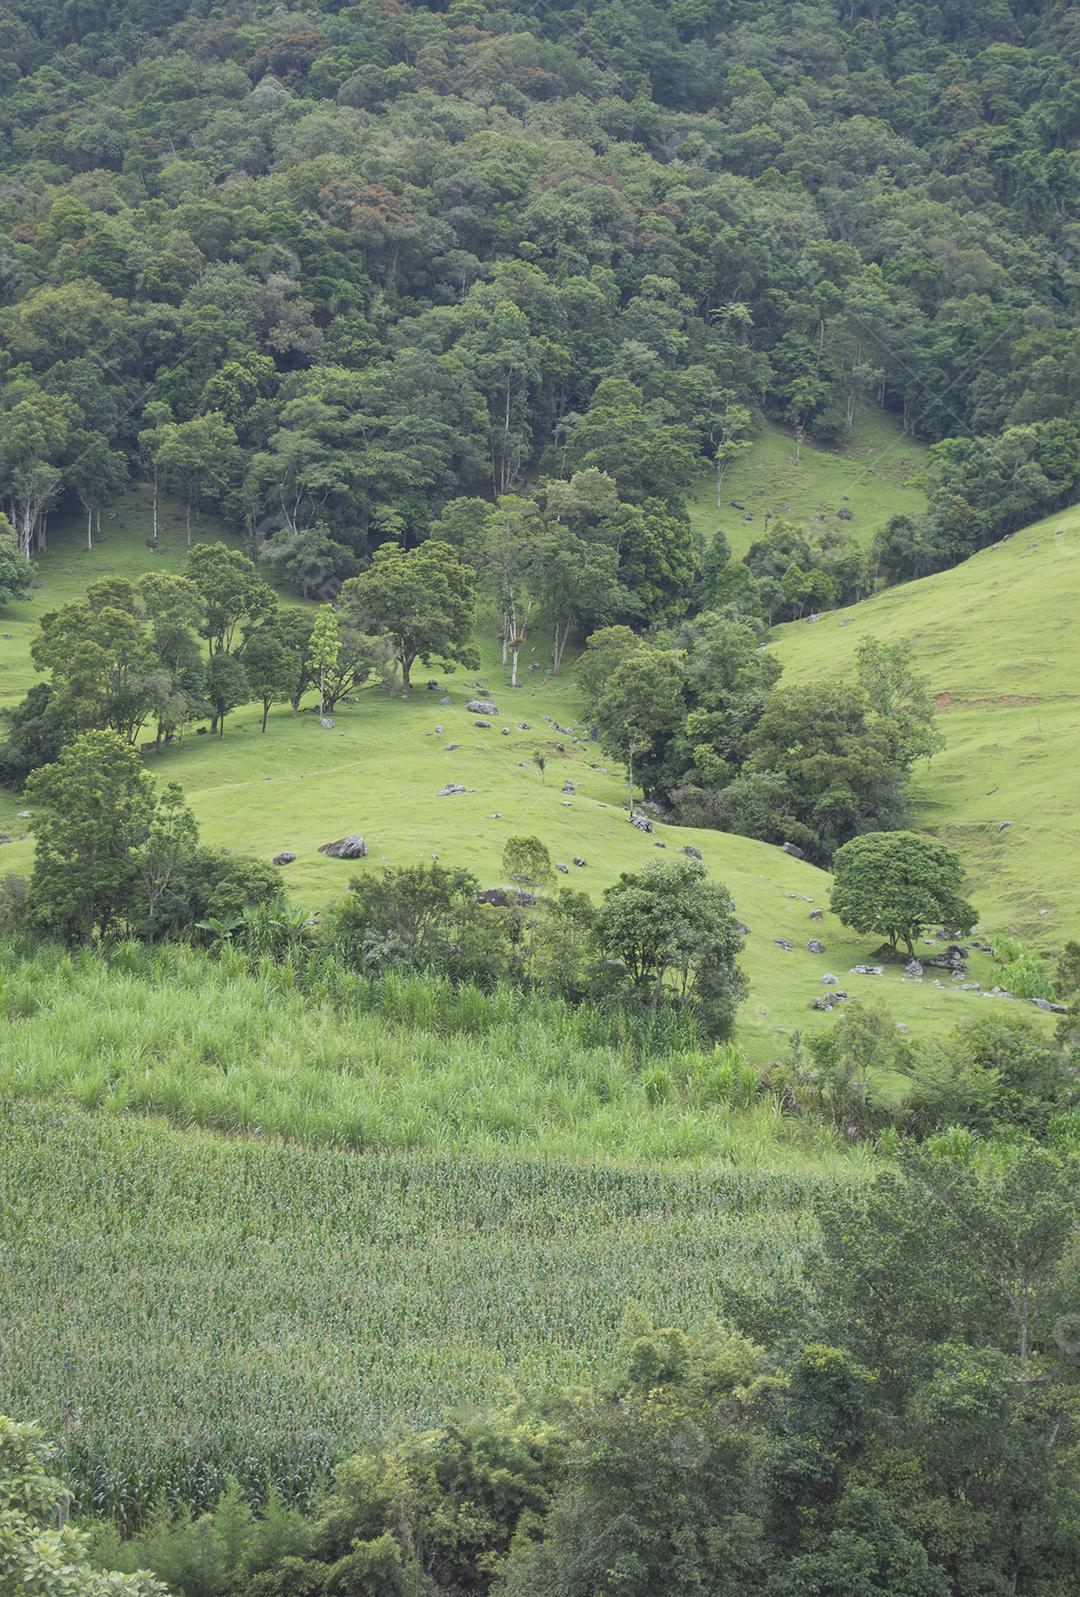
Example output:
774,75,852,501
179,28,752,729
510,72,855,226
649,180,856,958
830,833,977,958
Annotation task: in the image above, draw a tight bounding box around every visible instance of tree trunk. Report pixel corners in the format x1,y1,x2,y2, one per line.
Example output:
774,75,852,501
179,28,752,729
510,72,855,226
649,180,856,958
87,506,93,551
400,653,412,695
627,748,634,814
511,641,521,688
262,701,270,732
151,466,159,546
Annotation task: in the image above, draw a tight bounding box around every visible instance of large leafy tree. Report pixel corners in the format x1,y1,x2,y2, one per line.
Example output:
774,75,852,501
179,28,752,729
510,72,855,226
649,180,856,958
340,540,478,695
594,855,747,1033
830,831,977,959
24,730,179,942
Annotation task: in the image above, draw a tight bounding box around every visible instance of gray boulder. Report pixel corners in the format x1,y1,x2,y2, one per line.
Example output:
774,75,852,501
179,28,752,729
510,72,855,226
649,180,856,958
781,841,805,859
319,717,334,729
573,856,587,867
272,851,296,865
318,835,367,860
808,908,823,921
438,783,466,797
440,695,452,705
477,887,536,908
475,719,491,728
774,938,795,951
467,699,499,716
806,939,826,954
444,741,460,751
682,845,703,859
904,959,923,978
821,974,839,985
850,964,884,976
556,862,569,874
629,812,653,833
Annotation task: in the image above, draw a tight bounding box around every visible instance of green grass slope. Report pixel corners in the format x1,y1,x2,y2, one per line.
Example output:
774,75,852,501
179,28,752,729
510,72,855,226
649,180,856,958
0,491,1030,1061
688,408,928,561
771,506,1080,943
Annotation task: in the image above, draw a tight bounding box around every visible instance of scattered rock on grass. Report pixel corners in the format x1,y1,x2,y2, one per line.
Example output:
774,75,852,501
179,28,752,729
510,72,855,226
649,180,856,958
806,939,826,954
851,964,884,976
467,699,499,716
781,841,805,859
319,835,367,860
809,909,823,921
438,783,466,797
272,851,296,865
682,845,702,859
774,938,795,951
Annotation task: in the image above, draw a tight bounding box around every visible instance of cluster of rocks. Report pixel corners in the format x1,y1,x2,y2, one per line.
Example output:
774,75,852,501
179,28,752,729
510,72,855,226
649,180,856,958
850,964,884,976
629,812,653,833
438,782,466,797
812,990,849,1011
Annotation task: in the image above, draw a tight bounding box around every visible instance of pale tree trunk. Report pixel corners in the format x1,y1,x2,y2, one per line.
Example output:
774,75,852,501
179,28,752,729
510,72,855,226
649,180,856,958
151,466,159,546
186,497,193,550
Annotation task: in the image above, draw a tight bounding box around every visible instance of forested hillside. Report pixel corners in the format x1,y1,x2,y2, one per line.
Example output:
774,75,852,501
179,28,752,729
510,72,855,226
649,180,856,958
2,0,1079,594
4,3,1080,1595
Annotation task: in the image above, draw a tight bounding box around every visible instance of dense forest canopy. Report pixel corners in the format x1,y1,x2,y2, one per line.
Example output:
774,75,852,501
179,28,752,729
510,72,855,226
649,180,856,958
1,0,1078,579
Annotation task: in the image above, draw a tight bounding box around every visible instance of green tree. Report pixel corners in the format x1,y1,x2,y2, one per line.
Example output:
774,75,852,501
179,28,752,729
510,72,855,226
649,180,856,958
340,541,478,696
24,730,158,943
0,514,33,605
502,835,554,893
593,648,686,812
243,634,298,733
186,544,276,657
594,856,747,1033
308,605,341,720
0,1415,165,1597
856,637,944,768
151,415,238,549
204,653,249,737
830,832,977,960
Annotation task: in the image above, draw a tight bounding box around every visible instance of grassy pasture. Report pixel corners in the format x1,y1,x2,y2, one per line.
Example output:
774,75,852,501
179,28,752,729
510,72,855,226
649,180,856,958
0,489,1018,1064
770,505,1080,943
687,408,929,561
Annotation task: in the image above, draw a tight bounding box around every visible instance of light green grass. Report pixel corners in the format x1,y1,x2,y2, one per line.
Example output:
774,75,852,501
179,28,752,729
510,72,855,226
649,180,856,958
771,506,1080,943
0,940,879,1170
0,1099,831,1517
687,408,929,561
0,491,1041,1061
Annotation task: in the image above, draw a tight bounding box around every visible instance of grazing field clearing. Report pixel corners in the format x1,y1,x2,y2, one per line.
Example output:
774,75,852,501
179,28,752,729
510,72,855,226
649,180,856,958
0,1100,829,1520
771,505,1080,942
0,500,1016,1064
687,409,929,561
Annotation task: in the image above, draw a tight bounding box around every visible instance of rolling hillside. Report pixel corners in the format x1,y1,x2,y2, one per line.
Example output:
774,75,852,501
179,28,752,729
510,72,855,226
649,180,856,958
0,494,1017,1064
771,504,1080,943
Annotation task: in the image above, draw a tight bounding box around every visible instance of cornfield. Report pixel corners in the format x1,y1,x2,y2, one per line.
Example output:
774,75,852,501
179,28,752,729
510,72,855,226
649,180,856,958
0,1101,831,1523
